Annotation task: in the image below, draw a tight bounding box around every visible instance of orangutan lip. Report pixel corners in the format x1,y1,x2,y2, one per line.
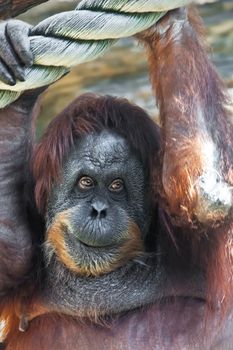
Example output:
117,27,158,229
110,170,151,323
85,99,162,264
77,238,113,250
78,239,94,248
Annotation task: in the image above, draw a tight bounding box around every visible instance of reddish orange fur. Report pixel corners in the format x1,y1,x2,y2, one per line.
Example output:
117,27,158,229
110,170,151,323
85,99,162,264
0,297,20,342
139,7,233,311
46,211,80,273
140,8,232,223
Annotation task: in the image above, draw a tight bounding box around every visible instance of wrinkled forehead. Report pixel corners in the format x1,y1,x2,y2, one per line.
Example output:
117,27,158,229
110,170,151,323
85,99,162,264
69,130,136,168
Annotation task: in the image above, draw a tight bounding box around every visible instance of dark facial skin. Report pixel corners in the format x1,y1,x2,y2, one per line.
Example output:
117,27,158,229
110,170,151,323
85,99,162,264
46,130,151,276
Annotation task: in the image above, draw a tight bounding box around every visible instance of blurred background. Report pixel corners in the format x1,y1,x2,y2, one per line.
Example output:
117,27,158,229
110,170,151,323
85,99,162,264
18,0,233,136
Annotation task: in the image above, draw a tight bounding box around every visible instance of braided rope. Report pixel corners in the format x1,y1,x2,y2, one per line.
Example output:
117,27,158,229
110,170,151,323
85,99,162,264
0,0,193,108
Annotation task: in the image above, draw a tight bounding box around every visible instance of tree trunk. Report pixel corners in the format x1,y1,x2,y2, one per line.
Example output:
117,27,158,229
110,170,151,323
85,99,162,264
0,0,48,19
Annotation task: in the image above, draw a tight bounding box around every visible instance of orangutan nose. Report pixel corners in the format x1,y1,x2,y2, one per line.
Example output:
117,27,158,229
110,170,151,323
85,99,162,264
90,201,108,220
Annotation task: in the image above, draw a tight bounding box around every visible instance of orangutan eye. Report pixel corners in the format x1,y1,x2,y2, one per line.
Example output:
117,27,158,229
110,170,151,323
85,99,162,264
109,179,124,193
78,176,94,190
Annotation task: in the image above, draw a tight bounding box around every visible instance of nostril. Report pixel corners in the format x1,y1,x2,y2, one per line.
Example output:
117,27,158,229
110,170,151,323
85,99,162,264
90,206,107,219
99,209,107,219
91,207,99,218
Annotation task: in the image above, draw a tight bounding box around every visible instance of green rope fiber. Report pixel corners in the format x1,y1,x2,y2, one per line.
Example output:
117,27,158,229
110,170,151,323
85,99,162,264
0,0,193,108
